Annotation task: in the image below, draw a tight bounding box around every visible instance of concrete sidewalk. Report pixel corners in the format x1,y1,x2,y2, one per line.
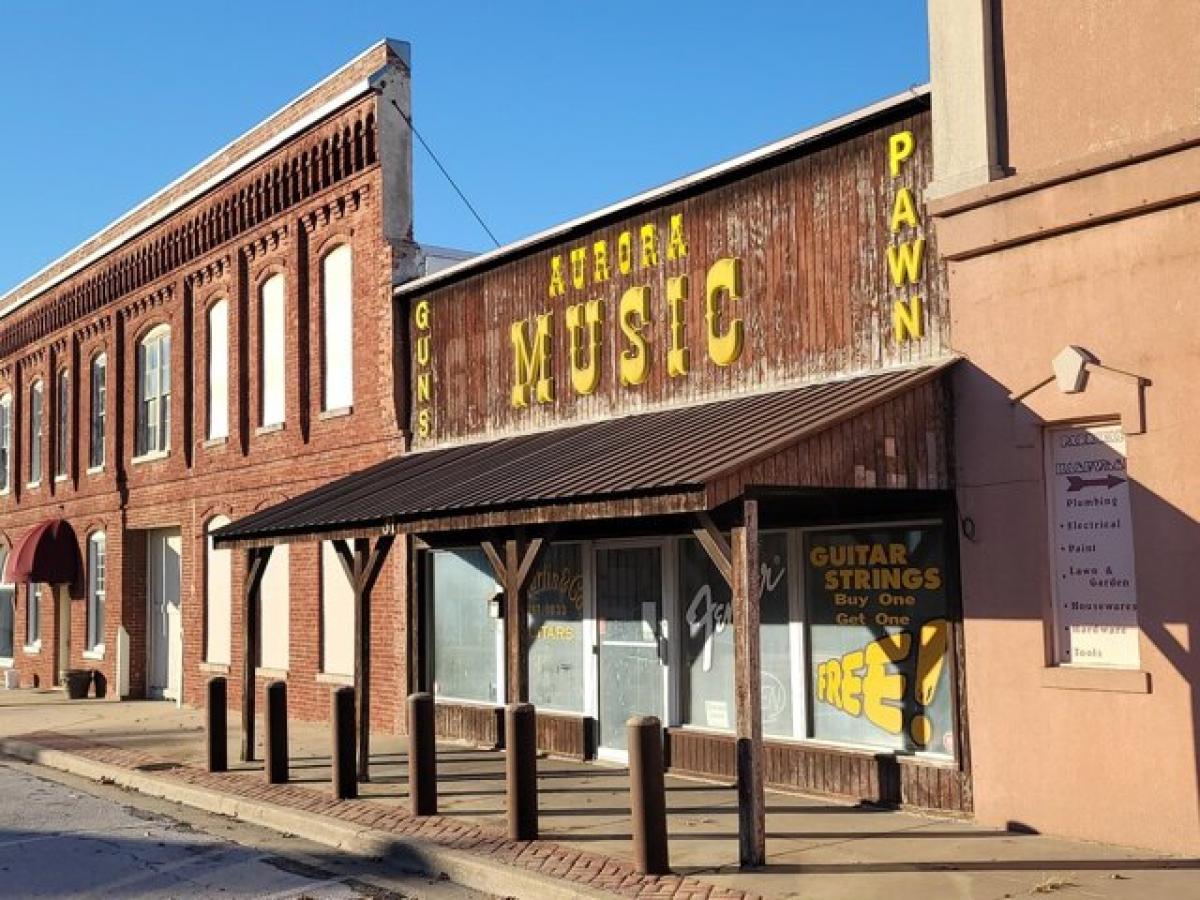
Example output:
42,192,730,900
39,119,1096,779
0,690,1196,900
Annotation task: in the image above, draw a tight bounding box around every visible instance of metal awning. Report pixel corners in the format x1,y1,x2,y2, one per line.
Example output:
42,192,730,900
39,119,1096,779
4,519,81,585
214,361,955,548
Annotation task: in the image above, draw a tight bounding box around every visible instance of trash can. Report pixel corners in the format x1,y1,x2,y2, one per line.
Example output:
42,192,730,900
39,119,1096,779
65,669,92,700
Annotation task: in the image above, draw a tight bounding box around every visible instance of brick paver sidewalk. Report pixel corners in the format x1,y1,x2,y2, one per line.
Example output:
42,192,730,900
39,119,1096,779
18,731,757,900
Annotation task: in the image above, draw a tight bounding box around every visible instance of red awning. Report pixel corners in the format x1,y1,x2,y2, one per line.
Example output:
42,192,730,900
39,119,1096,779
4,519,81,585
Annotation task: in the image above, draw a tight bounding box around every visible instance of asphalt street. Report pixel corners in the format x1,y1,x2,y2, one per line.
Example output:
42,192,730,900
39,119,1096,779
0,758,491,899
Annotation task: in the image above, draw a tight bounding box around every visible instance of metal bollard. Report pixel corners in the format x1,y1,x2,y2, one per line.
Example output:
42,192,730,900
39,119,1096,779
332,686,357,800
505,703,538,841
264,680,289,785
206,677,227,773
408,692,437,816
628,715,670,875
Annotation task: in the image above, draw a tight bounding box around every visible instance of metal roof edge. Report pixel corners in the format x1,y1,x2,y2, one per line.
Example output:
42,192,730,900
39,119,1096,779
395,84,931,297
0,38,404,321
406,354,958,456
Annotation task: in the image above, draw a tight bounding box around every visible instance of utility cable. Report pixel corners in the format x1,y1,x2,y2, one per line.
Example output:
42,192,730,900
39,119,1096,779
390,98,501,249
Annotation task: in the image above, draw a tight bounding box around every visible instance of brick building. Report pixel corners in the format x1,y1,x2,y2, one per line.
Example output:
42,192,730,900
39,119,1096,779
0,39,419,731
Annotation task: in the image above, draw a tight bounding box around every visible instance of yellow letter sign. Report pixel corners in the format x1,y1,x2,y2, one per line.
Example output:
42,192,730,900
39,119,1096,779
510,313,555,407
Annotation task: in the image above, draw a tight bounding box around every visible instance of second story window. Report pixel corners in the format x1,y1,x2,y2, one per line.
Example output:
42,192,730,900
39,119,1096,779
137,326,171,457
260,274,286,428
28,380,43,485
0,393,11,493
90,354,106,469
322,245,354,411
207,300,229,440
55,368,69,479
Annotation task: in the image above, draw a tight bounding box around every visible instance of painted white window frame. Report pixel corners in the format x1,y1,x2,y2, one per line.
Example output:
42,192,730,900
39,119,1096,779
0,549,13,666
0,392,11,494
136,326,171,458
321,245,354,412
28,380,43,486
89,354,106,470
259,274,286,428
207,300,230,441
86,532,106,655
25,582,40,648
54,368,69,480
258,542,290,671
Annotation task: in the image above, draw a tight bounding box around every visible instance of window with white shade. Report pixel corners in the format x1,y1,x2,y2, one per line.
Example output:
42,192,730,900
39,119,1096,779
28,380,43,484
205,516,232,665
260,275,286,427
136,326,171,456
0,393,11,493
87,532,105,652
207,300,230,441
322,245,354,411
321,541,355,677
259,543,289,670
55,368,69,479
89,354,106,469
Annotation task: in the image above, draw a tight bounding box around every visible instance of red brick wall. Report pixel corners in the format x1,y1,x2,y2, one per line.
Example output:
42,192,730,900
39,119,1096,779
0,88,411,734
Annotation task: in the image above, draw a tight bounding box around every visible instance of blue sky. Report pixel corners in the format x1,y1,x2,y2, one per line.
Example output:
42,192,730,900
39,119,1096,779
0,2,929,295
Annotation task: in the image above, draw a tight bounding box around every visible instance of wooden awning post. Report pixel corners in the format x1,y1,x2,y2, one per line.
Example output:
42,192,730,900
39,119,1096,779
731,499,766,868
241,546,273,763
482,534,548,705
333,535,395,782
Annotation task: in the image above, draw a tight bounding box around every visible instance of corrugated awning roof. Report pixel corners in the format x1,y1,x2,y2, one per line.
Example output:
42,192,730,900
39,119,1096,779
214,362,953,547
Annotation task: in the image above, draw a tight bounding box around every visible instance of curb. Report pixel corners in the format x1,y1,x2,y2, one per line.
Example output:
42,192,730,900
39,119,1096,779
0,737,615,900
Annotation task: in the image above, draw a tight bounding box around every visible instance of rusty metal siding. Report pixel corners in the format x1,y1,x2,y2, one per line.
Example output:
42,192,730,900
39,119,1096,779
410,103,944,447
215,363,951,544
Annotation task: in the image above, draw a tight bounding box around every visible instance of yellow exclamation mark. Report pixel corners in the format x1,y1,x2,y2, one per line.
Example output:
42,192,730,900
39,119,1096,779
909,618,948,748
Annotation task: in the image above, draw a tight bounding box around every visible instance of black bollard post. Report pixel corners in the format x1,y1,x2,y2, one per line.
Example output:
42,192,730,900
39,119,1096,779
206,677,227,773
628,715,670,875
332,686,357,800
264,680,288,785
407,692,437,816
505,703,538,841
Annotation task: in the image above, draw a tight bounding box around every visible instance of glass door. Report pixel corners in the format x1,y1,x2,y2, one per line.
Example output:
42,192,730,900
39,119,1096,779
594,545,665,759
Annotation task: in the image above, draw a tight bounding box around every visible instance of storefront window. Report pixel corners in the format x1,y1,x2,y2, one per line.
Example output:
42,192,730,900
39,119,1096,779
430,549,502,703
0,549,12,660
528,544,585,713
679,532,796,737
804,524,955,758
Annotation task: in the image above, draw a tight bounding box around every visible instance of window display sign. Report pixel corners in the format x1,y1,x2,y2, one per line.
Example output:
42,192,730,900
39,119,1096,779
528,544,585,713
1047,424,1140,667
805,525,954,757
679,533,794,738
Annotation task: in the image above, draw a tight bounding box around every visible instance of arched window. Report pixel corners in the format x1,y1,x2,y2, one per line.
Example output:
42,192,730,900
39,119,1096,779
207,300,229,440
55,368,69,479
137,326,171,457
87,532,106,652
89,354,106,469
0,393,11,493
28,380,43,484
205,516,232,665
322,245,354,411
259,275,286,427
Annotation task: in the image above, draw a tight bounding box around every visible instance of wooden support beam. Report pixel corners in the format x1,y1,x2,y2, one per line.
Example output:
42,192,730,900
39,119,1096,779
331,538,356,585
480,540,506,585
240,546,272,763
351,535,394,781
692,512,733,586
731,499,765,868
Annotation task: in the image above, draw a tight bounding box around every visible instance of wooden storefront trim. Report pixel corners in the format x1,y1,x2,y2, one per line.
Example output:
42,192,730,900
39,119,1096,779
664,727,973,815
